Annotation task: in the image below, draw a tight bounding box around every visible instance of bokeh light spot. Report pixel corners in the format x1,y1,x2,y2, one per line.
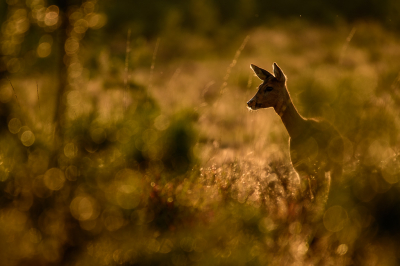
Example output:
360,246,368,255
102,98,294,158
90,128,106,144
83,2,95,13
37,42,51,57
8,118,21,134
43,168,65,191
67,90,82,107
0,165,9,182
147,239,160,253
258,217,276,233
70,196,99,221
40,238,61,262
159,239,174,253
64,143,78,158
44,5,59,26
180,237,194,252
368,139,394,163
289,221,302,235
68,62,83,78
323,205,348,232
336,244,348,255
297,242,308,255
147,239,161,253
1,41,15,55
65,37,79,55
115,169,143,209
382,155,400,184
353,180,376,202
142,128,158,144
0,208,27,232
7,58,21,73
74,19,88,33
154,114,170,131
69,11,83,23
0,83,12,103
87,13,107,29
21,130,35,146
15,13,30,34
102,207,124,231
28,228,42,244
65,165,79,181
33,6,46,22
40,34,53,44
116,188,141,209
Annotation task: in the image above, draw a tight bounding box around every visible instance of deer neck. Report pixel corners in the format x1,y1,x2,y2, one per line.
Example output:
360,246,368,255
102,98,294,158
277,98,307,139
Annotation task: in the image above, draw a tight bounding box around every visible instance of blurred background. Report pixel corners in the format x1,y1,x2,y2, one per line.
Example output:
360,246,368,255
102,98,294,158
1,0,400,265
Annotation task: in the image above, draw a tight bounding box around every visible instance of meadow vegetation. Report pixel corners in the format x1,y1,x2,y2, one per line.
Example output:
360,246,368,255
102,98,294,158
1,1,400,265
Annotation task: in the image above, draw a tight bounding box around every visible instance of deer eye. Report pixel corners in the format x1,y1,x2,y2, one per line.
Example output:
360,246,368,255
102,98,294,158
264,86,273,92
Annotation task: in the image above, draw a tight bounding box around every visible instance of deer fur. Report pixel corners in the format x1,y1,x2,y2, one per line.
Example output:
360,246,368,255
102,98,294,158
247,63,344,201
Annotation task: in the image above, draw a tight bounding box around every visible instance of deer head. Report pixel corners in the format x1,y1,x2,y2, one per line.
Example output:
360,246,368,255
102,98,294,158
247,63,290,116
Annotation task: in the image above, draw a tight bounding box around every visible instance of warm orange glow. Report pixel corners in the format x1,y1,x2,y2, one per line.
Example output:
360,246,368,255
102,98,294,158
64,143,78,158
37,42,51,57
323,205,348,232
65,165,79,181
83,1,95,14
1,1,400,264
90,128,106,144
65,37,79,55
70,196,100,221
44,5,59,26
43,168,65,191
6,58,21,73
8,118,21,134
87,13,107,29
74,19,88,34
102,207,124,231
21,131,35,146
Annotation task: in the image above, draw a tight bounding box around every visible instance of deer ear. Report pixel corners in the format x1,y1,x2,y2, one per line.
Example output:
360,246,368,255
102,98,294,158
250,64,273,81
273,63,286,82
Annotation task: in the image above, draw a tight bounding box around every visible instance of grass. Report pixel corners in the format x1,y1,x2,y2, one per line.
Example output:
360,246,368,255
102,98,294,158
1,20,400,265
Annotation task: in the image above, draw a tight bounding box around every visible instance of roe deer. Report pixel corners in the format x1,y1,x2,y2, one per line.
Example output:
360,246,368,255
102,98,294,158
247,63,343,202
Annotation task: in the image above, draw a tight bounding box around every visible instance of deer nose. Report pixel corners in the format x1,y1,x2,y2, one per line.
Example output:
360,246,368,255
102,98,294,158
247,98,254,107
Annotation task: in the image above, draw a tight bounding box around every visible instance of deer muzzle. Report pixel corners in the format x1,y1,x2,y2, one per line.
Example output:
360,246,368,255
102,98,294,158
247,97,257,110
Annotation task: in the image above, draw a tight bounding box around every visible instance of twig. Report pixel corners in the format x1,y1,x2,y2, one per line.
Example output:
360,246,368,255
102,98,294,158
168,67,181,88
339,27,356,65
6,76,21,109
246,71,253,90
220,35,250,95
